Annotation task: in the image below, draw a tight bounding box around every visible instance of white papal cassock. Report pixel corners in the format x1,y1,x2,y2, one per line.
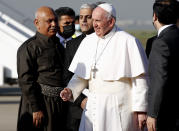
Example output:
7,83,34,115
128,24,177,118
67,25,148,131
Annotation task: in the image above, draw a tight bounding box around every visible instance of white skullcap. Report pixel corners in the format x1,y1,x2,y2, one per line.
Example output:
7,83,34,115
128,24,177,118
98,3,116,18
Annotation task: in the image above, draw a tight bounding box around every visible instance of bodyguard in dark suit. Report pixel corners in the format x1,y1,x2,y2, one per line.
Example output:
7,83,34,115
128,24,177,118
147,1,179,131
64,3,96,131
145,0,179,58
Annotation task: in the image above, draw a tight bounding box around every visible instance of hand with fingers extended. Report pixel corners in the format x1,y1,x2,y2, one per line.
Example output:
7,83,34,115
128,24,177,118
134,112,147,131
60,88,73,101
147,116,156,131
137,112,147,130
80,98,88,109
33,111,44,128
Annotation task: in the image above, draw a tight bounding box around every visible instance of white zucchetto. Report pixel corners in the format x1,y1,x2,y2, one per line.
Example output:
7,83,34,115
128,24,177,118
98,3,116,18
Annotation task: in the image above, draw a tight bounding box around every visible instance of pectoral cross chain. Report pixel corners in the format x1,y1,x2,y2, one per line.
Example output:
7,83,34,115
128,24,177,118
92,65,98,78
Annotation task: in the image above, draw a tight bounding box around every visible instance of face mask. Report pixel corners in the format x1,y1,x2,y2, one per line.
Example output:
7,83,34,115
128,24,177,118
75,24,81,31
61,24,75,38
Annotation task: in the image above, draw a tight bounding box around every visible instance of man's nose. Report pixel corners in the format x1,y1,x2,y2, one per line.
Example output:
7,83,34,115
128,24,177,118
93,22,97,27
82,17,87,22
51,20,57,26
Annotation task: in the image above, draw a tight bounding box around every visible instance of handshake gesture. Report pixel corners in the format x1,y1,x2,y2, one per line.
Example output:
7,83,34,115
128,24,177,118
60,88,73,101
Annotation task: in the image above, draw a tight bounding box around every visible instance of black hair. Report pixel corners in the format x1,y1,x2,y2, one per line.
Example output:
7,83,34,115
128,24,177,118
55,7,75,19
153,1,178,24
75,15,79,21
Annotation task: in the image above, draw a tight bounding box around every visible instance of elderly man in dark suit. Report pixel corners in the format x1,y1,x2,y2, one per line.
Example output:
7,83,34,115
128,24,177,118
147,1,179,131
64,3,97,131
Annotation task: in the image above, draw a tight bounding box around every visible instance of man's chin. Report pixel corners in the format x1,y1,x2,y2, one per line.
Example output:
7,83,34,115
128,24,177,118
95,32,101,37
81,29,88,32
48,32,56,37
81,27,88,31
50,31,56,35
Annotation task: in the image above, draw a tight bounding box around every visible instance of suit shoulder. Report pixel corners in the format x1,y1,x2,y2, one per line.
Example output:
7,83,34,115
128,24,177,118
147,35,157,42
68,35,84,44
66,34,85,48
76,34,86,39
146,35,157,47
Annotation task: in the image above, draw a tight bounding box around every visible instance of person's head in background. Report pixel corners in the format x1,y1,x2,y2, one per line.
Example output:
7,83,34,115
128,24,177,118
34,6,57,38
55,7,75,38
155,0,179,27
79,3,97,35
75,15,81,32
153,0,178,30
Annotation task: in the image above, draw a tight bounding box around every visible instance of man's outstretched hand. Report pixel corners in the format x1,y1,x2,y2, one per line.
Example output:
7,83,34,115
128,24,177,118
147,116,156,131
60,88,72,101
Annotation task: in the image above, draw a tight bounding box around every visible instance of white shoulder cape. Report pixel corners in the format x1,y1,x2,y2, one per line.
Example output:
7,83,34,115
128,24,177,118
69,26,148,80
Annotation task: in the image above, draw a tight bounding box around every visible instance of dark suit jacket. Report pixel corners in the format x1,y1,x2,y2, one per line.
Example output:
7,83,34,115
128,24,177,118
64,34,86,131
148,25,179,131
145,35,157,58
64,34,86,84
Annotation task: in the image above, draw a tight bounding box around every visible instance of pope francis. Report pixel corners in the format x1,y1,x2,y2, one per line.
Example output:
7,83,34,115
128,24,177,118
60,3,148,131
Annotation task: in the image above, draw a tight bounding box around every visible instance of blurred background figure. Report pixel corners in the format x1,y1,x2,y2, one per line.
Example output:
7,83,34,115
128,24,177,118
55,7,75,48
73,15,82,38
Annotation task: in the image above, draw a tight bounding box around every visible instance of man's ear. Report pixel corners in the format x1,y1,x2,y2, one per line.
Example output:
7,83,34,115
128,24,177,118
109,17,115,28
34,19,39,29
153,13,158,22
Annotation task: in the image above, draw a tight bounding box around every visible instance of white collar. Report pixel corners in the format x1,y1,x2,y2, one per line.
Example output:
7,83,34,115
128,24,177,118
158,24,173,36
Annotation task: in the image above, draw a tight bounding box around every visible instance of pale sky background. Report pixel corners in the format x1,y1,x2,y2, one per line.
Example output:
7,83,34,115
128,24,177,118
0,0,156,30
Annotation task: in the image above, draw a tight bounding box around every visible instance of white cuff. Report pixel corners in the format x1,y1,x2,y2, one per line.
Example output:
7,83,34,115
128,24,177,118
132,74,148,112
67,74,88,101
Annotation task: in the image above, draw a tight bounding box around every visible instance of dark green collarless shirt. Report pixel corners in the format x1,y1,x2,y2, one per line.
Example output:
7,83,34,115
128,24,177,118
17,32,64,111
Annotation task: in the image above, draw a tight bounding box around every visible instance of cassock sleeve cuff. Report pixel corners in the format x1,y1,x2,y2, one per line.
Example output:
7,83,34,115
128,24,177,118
132,105,147,112
131,74,148,113
67,74,88,101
